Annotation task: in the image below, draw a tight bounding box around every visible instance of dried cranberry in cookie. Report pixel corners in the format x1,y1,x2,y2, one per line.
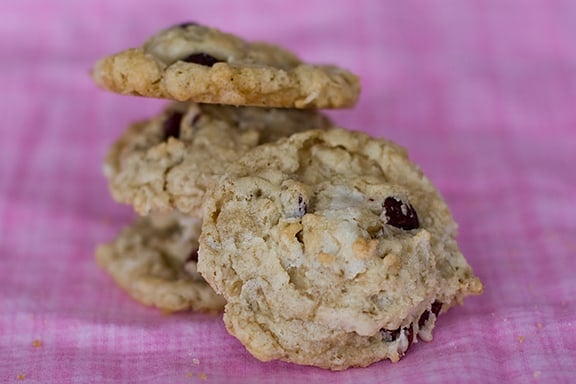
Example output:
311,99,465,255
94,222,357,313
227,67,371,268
161,110,184,140
181,53,223,67
382,196,419,230
418,301,443,329
185,248,199,264
175,21,198,29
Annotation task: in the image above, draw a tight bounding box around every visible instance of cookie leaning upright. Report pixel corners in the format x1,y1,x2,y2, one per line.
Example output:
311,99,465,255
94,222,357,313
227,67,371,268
91,23,360,109
95,212,226,313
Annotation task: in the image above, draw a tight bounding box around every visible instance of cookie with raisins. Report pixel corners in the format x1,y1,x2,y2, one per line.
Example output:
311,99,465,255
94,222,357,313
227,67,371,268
95,212,225,313
92,23,360,109
197,128,483,370
104,102,332,216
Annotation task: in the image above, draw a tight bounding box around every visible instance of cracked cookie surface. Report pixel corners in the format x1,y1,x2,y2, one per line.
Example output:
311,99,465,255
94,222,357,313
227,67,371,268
92,23,360,109
95,212,225,313
198,128,483,369
104,101,332,216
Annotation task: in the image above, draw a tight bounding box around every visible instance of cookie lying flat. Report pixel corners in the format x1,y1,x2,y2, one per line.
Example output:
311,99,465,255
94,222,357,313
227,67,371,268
92,22,360,109
198,128,483,370
95,212,225,313
104,102,332,216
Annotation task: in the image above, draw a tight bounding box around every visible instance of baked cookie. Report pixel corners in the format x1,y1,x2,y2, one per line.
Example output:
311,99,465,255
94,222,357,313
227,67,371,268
95,212,225,313
198,128,483,370
92,22,360,109
104,102,332,216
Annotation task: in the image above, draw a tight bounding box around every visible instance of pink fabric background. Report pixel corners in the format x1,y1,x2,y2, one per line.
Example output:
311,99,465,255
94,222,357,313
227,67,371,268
1,0,575,382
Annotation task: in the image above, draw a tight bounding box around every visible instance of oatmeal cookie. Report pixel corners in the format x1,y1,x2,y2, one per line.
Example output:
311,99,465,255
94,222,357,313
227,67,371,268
198,128,483,369
95,212,225,313
92,22,360,109
104,102,332,216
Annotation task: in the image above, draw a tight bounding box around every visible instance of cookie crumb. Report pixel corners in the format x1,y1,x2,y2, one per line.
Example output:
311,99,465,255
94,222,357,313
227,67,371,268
198,372,207,380
518,335,525,343
32,339,43,348
17,373,26,380
533,370,541,378
192,358,200,365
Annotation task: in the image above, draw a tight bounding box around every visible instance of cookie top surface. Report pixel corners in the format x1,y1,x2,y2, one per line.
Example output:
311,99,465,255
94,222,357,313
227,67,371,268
197,128,483,369
104,102,333,216
92,23,360,109
95,212,225,313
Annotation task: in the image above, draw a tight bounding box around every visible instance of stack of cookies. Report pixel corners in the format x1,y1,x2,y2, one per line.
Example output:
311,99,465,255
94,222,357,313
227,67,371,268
92,23,483,370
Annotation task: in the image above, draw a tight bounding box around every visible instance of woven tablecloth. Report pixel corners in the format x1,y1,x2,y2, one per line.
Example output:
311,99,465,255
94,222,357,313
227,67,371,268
1,0,575,383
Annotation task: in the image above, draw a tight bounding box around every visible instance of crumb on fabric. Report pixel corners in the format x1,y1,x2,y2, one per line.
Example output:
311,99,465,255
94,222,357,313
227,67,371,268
533,371,541,378
518,335,525,343
192,358,200,365
565,240,575,251
198,372,207,380
17,373,26,380
32,340,43,348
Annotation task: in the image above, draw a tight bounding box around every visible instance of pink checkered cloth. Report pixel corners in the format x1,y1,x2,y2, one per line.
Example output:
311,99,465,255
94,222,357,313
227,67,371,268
1,0,575,382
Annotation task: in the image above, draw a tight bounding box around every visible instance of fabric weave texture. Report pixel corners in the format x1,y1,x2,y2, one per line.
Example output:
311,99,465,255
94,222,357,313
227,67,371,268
1,1,575,383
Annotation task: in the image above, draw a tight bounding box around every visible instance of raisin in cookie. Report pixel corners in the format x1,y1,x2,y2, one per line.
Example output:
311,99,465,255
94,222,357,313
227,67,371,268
92,22,360,109
104,102,332,216
197,128,483,370
95,212,225,313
